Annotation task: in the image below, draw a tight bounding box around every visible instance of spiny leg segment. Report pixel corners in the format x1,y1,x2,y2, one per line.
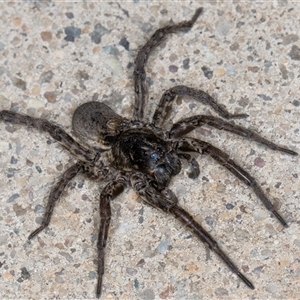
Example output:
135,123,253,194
152,85,248,127
0,110,96,162
170,114,298,156
176,138,294,227
133,8,203,121
130,172,254,290
97,177,127,298
29,163,83,239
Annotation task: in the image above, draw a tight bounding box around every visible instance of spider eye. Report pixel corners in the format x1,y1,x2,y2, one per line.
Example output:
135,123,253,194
150,152,159,160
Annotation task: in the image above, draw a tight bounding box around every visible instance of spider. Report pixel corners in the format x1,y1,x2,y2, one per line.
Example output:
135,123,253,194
0,7,297,298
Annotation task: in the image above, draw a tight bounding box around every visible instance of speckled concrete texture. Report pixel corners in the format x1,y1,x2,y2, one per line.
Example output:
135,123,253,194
0,1,299,300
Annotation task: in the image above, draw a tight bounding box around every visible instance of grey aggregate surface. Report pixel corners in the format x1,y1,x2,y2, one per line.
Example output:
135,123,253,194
0,1,299,300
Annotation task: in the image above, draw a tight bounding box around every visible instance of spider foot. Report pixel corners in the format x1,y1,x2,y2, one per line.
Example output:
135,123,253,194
228,113,249,119
96,275,103,299
271,209,288,228
28,225,46,240
237,272,255,290
276,146,298,156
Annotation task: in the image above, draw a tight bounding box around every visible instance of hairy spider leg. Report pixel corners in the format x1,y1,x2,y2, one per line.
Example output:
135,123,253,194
130,172,254,290
133,8,203,121
28,163,83,239
177,138,292,227
152,86,248,127
170,114,298,156
97,178,127,298
0,110,96,161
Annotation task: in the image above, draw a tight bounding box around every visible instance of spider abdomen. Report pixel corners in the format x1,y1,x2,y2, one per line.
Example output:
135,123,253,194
72,101,129,149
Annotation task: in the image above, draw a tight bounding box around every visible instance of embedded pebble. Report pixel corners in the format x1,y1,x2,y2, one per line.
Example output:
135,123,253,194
156,239,170,254
182,58,190,69
225,64,236,76
65,12,74,19
103,45,120,56
119,37,130,50
288,45,300,60
7,193,20,203
126,267,138,276
266,283,278,293
39,70,54,84
282,34,299,45
169,65,178,73
12,77,26,90
253,266,264,274
104,56,123,77
214,287,229,296
44,91,58,103
65,26,81,38
254,157,265,168
201,66,213,79
40,31,52,42
28,98,45,108
89,23,109,44
225,203,234,210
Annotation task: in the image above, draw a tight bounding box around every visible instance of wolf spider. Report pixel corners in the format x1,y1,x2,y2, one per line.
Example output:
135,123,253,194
0,7,297,298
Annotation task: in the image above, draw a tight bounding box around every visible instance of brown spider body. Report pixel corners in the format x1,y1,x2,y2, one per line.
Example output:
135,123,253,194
110,128,181,187
0,7,297,298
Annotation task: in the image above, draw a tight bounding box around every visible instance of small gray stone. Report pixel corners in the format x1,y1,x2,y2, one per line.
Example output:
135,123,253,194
119,37,129,50
65,12,74,19
156,239,170,254
90,23,109,44
59,251,74,263
7,193,20,203
169,65,178,73
126,267,138,275
201,66,213,79
214,287,229,296
39,70,54,84
257,94,272,101
253,265,263,274
183,58,190,69
12,77,26,91
288,45,300,60
64,26,81,38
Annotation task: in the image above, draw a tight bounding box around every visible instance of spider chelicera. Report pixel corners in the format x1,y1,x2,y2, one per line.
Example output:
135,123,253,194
0,7,297,298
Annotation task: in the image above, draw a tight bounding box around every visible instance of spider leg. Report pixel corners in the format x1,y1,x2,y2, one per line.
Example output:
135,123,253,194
0,110,96,162
176,138,291,227
96,174,128,298
152,86,248,127
161,188,179,204
130,172,254,290
28,162,83,239
170,114,298,156
133,8,203,121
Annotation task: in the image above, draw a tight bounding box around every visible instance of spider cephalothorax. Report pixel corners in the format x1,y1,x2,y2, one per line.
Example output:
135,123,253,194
110,128,181,186
0,7,297,298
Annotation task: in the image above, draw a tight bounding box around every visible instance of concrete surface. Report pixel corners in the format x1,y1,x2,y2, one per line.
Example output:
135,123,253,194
0,1,299,300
